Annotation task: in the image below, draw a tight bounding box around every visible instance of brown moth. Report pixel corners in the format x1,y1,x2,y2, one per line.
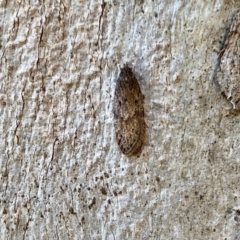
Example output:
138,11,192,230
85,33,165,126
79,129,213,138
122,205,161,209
216,10,240,109
113,65,146,156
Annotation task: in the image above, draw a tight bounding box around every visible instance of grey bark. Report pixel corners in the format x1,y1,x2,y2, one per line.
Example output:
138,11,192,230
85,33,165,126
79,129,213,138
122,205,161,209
1,0,240,239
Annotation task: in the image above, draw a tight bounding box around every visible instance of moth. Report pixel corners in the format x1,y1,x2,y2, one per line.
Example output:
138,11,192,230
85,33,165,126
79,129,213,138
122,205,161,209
113,65,146,156
216,10,240,109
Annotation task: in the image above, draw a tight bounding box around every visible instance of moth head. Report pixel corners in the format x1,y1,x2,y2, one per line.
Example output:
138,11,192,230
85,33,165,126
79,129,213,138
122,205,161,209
119,65,134,79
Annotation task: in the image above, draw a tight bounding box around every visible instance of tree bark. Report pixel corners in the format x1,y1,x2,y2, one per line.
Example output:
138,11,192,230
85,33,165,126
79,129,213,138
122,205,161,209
1,0,240,239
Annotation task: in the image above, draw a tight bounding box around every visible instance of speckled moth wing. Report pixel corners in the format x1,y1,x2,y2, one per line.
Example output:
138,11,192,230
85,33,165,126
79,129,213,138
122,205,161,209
113,65,146,156
217,10,240,109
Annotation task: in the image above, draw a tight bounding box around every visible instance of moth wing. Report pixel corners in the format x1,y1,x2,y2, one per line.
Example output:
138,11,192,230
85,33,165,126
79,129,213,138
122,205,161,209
115,117,145,156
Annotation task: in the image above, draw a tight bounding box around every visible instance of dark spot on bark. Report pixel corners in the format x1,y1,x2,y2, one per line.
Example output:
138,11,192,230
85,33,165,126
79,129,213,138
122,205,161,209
100,187,107,195
88,197,96,210
104,172,109,178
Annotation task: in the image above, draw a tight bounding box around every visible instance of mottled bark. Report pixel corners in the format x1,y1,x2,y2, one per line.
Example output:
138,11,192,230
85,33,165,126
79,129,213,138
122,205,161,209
1,1,240,239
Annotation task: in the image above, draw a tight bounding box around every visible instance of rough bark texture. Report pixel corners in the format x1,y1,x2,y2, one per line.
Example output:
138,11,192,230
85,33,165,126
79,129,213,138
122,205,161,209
1,0,240,239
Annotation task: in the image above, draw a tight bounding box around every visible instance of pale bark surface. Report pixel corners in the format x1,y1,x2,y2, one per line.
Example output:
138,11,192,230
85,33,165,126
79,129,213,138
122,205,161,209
1,0,240,239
